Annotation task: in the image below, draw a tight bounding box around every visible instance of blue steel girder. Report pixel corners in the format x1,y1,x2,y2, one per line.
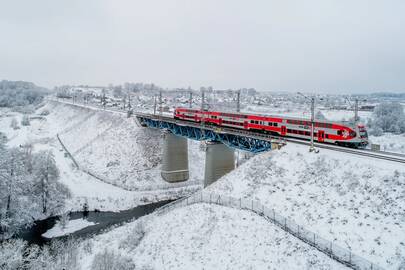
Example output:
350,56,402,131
138,117,272,153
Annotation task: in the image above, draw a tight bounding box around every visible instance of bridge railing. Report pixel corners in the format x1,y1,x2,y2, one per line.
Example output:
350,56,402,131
157,191,383,270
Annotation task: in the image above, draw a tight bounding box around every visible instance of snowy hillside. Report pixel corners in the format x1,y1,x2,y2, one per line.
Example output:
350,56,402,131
43,101,205,190
207,144,405,269
0,102,202,212
77,203,348,270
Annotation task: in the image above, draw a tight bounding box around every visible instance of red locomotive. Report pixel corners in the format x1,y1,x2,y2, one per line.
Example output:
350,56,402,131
174,108,368,148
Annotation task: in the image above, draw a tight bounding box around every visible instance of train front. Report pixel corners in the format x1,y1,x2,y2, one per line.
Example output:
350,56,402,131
356,124,369,147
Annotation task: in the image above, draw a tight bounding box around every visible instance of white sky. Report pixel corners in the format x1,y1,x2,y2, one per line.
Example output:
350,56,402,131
1,0,404,93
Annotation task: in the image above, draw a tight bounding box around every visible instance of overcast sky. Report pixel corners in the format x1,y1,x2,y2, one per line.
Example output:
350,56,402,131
1,0,404,93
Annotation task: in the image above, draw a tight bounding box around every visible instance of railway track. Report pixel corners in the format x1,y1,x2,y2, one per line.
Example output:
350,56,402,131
50,98,405,164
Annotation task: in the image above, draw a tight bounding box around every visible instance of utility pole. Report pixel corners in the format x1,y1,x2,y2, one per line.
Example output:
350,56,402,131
201,89,205,111
354,98,359,123
153,95,157,115
310,97,315,152
298,92,317,153
189,91,193,108
236,90,241,112
159,90,163,116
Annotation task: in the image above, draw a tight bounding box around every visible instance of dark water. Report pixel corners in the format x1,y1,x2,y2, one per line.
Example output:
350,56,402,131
14,200,173,246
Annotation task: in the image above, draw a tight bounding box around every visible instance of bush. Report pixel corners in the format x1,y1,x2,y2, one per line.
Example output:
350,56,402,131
21,115,30,126
119,221,145,251
0,239,26,270
91,249,135,270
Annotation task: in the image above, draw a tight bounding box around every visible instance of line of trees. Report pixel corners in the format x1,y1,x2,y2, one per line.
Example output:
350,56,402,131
0,80,49,108
0,134,70,239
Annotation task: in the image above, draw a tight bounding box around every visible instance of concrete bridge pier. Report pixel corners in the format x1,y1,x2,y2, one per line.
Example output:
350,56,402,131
204,141,235,187
161,130,189,182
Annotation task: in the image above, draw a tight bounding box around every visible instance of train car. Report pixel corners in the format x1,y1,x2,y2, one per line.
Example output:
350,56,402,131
174,107,369,148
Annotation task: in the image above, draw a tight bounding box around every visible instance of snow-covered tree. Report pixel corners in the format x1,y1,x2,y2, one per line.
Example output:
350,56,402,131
32,151,70,215
0,145,70,238
368,102,405,136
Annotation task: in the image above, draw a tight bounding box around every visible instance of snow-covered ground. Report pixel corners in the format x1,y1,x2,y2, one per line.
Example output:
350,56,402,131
0,102,201,212
207,144,405,269
42,101,205,190
76,203,348,270
42,218,96,238
369,133,405,154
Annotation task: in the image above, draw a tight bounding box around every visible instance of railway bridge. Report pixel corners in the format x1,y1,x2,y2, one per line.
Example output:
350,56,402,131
135,112,286,186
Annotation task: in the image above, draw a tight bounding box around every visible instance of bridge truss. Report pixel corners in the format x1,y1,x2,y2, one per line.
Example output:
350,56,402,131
137,117,276,153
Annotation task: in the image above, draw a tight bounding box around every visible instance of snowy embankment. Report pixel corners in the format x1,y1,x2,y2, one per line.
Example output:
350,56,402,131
44,101,204,190
207,144,405,269
76,203,348,270
0,102,202,212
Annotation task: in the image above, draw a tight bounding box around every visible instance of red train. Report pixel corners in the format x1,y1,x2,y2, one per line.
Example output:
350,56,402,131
174,108,369,148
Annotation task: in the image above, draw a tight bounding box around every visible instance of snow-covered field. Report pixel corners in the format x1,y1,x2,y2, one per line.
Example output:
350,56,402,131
207,144,405,269
76,203,348,270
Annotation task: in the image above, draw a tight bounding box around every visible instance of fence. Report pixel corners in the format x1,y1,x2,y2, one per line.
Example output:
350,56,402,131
57,133,79,168
156,191,383,270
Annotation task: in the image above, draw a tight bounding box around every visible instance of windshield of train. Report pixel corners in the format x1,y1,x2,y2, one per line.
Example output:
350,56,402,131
358,126,368,138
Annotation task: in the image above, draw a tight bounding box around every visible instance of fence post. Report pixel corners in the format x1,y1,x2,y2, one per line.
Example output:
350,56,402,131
273,209,275,221
209,193,212,204
251,200,254,211
330,242,332,254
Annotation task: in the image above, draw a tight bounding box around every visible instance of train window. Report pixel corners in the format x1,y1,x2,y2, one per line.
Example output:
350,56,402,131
268,122,272,126
325,134,329,139
305,131,310,136
250,120,254,123
337,130,342,135
255,121,259,124
274,123,278,127
287,129,292,133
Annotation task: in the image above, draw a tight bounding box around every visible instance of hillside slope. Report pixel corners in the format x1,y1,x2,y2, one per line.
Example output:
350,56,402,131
207,144,405,269
78,203,348,270
42,101,205,190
